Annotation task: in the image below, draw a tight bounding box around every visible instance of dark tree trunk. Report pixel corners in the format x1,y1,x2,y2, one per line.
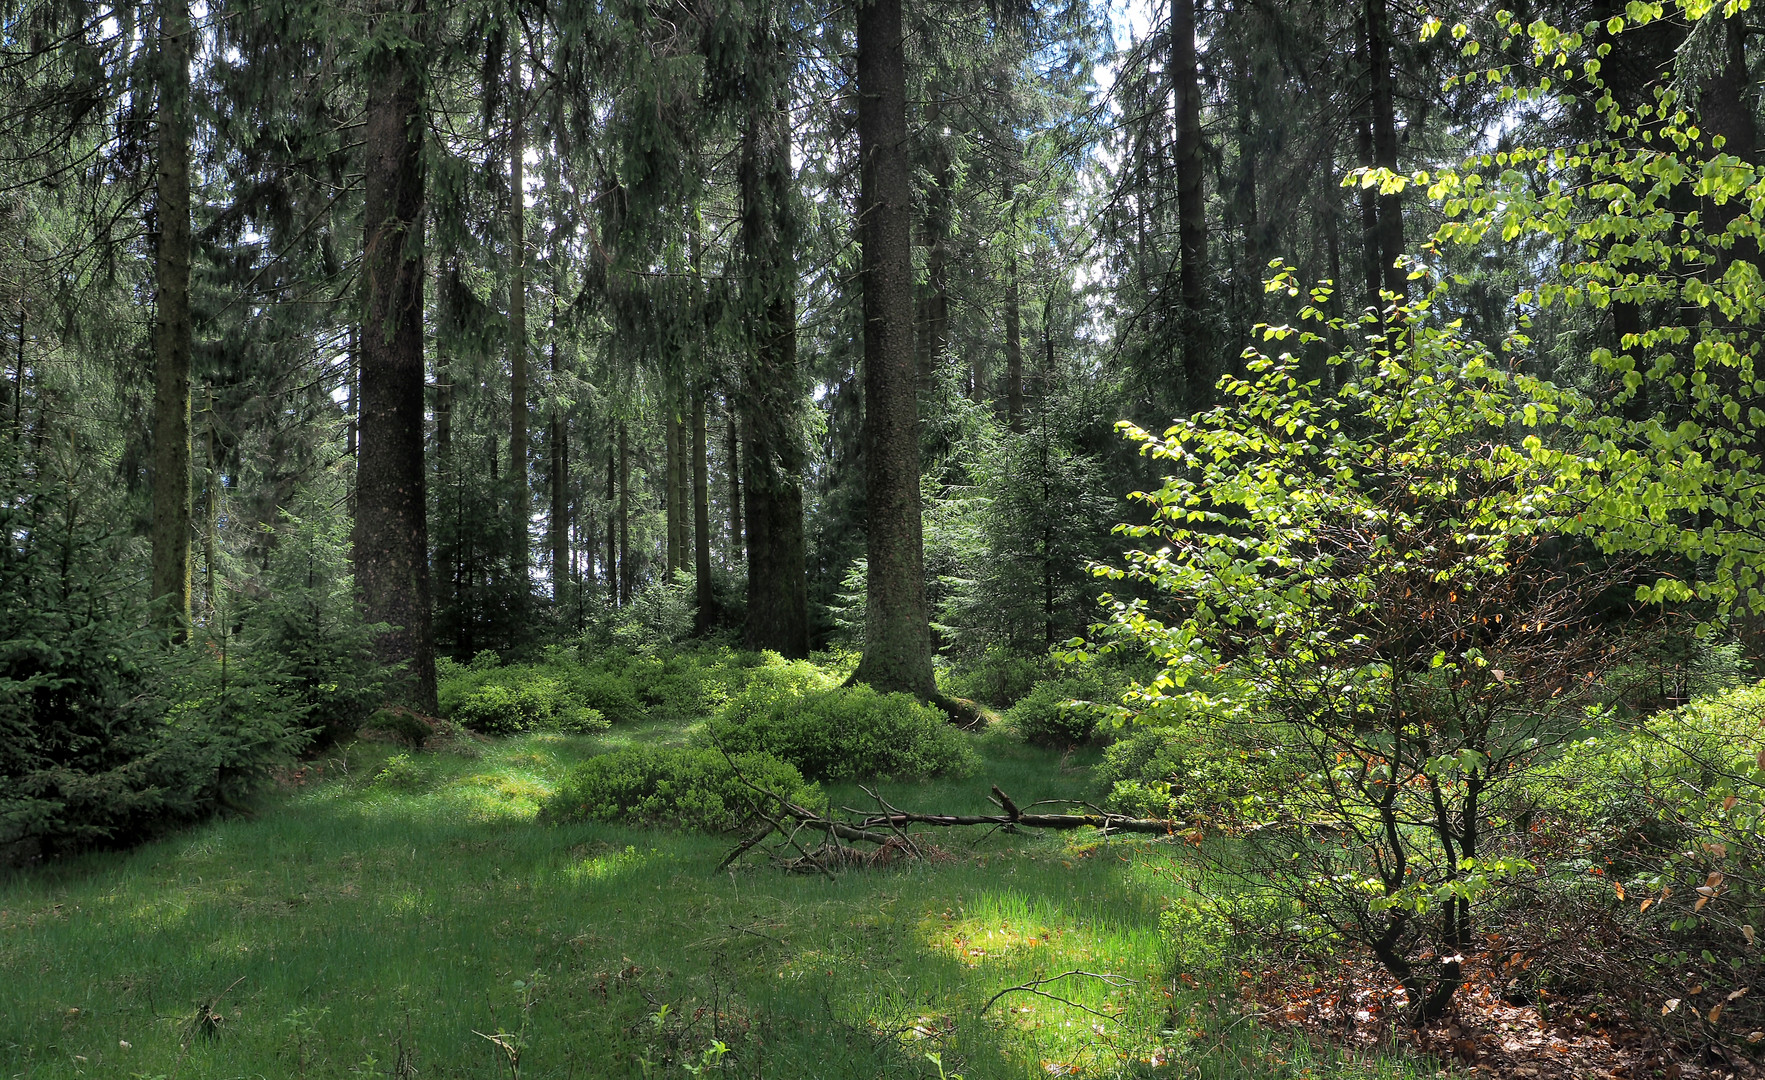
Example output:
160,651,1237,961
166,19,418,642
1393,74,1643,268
1172,0,1208,407
507,11,529,583
617,420,631,605
851,0,934,696
692,388,713,632
354,0,435,711
726,403,742,564
738,33,809,659
1366,0,1405,300
606,437,617,606
665,397,681,575
919,99,952,392
1005,248,1024,432
151,0,192,640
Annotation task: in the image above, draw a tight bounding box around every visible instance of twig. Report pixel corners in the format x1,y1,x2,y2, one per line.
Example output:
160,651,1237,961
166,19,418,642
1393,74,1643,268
978,970,1137,1022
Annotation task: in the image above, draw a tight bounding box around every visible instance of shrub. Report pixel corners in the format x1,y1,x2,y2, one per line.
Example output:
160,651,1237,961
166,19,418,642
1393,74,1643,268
1002,667,1130,748
938,649,1045,709
543,747,819,833
708,679,978,782
440,662,611,736
1096,726,1272,821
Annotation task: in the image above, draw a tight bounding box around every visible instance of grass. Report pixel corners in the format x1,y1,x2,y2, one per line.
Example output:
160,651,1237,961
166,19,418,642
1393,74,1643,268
1,720,1444,1079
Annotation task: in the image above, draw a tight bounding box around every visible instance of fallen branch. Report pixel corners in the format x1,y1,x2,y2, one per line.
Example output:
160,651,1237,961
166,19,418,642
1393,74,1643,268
979,970,1137,1022
716,777,1183,874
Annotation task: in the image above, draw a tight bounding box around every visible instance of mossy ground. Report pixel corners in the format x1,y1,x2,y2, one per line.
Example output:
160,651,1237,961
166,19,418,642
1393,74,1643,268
1,720,1441,1079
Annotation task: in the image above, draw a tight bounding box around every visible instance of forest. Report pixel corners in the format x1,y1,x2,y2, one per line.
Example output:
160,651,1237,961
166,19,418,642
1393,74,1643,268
10,0,1765,1075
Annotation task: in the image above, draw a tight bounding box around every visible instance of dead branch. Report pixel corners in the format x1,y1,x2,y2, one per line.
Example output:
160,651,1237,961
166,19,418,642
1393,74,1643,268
978,970,1137,1022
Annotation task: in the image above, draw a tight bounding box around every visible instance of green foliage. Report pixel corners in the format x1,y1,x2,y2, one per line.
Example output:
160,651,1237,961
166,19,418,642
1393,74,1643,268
0,438,311,861
243,511,384,743
1097,726,1274,822
442,667,608,737
1090,279,1641,1021
936,649,1046,709
1527,682,1765,1037
1001,665,1130,748
542,746,819,834
707,674,978,782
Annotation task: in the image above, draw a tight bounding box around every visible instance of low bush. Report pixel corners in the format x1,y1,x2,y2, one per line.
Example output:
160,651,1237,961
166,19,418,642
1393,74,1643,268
1002,666,1132,748
937,649,1046,709
439,660,610,736
708,676,978,782
1096,726,1270,821
542,746,819,833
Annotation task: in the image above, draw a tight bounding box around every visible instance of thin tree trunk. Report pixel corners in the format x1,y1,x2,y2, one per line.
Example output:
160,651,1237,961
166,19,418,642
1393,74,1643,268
550,410,568,600
852,0,933,696
1005,247,1023,432
151,0,193,640
692,387,713,632
355,0,435,711
202,393,218,620
606,437,617,606
664,398,679,574
618,419,631,605
726,403,742,564
1366,0,1405,300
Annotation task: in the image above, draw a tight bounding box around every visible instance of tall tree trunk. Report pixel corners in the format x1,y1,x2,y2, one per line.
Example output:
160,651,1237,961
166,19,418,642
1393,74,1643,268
692,387,713,632
1171,0,1208,408
355,0,435,710
617,419,631,605
1005,247,1024,432
919,99,952,392
726,402,742,565
1366,0,1405,300
550,410,568,600
202,394,218,620
739,25,810,659
606,437,617,606
507,11,529,584
151,0,193,641
665,397,680,574
852,0,933,696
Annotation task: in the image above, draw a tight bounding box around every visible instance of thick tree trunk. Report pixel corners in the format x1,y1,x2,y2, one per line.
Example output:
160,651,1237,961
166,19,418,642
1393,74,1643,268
354,0,435,711
1366,0,1405,300
693,388,713,631
151,0,192,640
739,38,810,659
851,0,933,696
507,12,529,583
1171,0,1208,407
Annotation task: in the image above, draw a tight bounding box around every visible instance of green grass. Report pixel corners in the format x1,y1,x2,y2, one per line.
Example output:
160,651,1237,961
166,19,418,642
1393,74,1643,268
1,723,1442,1079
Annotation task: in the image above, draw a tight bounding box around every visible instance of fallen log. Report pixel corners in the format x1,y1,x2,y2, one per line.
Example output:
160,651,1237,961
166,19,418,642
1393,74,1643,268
716,773,1185,873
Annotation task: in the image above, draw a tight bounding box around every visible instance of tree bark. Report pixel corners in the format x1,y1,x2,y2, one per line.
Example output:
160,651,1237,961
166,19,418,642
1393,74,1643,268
693,387,713,631
355,0,435,711
739,28,810,659
606,436,617,606
851,0,933,696
507,10,529,584
151,0,193,641
665,396,681,575
726,402,742,564
618,419,631,605
1365,0,1405,300
1171,0,1208,407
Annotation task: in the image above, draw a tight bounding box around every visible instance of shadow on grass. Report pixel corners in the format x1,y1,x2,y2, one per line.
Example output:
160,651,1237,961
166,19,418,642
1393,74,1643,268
0,729,1441,1079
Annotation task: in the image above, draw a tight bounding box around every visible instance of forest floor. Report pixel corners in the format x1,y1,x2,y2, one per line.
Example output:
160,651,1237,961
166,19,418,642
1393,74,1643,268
2,720,1464,1079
